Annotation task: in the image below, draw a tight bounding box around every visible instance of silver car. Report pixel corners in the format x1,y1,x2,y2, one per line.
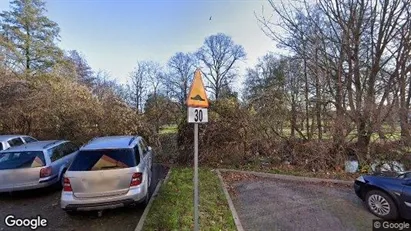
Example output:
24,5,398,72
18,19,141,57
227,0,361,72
0,140,79,192
0,135,38,151
61,136,153,213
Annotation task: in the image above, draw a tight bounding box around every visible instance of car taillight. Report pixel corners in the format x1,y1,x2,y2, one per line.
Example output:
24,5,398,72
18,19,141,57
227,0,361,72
63,177,72,192
40,166,52,178
130,172,142,187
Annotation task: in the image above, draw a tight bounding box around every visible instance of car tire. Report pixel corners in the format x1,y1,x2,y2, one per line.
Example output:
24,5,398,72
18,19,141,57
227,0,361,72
365,190,399,220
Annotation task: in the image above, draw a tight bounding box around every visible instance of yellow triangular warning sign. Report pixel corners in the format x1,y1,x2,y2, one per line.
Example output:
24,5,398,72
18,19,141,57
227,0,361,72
186,69,209,108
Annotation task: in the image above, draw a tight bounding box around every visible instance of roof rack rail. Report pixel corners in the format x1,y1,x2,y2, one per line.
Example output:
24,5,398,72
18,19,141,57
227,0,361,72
43,140,61,149
128,136,136,145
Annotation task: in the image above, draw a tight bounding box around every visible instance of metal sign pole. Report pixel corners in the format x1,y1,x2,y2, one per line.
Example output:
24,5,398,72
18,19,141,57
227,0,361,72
194,123,199,231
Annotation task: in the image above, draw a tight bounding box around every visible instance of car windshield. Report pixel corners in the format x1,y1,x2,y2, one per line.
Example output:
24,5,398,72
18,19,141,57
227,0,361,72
68,149,136,171
0,151,46,170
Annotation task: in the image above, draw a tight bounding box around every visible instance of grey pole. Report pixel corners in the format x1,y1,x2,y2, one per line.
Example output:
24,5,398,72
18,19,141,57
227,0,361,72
194,123,199,231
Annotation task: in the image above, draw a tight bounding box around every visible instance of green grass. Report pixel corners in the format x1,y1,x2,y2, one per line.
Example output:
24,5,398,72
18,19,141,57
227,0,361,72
143,167,236,231
159,124,178,135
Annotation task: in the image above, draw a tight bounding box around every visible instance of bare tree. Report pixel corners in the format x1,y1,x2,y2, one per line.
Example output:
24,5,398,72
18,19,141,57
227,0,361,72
196,33,246,100
258,0,410,156
129,61,148,113
166,52,197,110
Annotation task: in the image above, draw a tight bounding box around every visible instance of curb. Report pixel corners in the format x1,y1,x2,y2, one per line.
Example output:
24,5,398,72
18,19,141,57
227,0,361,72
218,168,353,186
135,168,172,231
216,169,245,231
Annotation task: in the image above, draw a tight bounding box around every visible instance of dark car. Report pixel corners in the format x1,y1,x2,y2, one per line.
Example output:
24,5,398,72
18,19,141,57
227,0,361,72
354,171,411,220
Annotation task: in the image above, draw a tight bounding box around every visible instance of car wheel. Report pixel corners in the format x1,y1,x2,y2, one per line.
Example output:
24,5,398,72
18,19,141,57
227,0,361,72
365,190,399,220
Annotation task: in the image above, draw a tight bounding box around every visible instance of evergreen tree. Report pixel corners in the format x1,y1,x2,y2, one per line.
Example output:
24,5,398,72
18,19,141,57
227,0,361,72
0,0,62,76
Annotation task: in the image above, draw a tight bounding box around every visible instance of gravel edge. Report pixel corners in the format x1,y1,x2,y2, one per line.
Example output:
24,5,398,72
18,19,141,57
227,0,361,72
216,169,245,231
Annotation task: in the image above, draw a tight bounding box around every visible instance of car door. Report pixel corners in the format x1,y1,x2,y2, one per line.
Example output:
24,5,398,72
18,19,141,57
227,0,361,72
399,176,411,213
47,143,67,179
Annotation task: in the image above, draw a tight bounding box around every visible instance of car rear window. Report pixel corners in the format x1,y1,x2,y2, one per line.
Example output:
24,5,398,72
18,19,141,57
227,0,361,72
68,149,137,171
0,151,46,170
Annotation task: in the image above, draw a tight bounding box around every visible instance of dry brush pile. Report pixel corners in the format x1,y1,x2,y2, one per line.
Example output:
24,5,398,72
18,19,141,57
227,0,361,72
0,72,156,146
174,97,411,173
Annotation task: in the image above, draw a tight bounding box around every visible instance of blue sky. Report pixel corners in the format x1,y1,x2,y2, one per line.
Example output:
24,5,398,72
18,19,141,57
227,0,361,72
0,0,279,90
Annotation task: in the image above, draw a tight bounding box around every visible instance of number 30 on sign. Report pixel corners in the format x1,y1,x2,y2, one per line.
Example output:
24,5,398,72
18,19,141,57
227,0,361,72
188,107,208,123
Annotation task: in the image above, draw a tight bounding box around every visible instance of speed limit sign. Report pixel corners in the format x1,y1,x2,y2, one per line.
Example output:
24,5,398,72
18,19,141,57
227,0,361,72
188,107,208,123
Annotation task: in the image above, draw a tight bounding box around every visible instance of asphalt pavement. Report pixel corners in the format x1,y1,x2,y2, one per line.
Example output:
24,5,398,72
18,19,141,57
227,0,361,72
0,164,168,231
226,175,377,231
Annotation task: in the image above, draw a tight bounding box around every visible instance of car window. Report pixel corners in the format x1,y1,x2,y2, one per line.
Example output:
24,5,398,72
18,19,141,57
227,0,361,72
134,145,141,162
68,149,137,171
48,144,65,162
62,142,79,156
22,136,37,143
139,140,148,156
0,143,3,151
0,151,46,170
7,138,24,147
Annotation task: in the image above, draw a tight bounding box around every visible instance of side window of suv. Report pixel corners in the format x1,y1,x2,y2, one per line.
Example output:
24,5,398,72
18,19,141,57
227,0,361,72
62,142,79,155
22,136,37,143
49,144,65,162
139,140,148,157
133,145,141,165
8,138,24,147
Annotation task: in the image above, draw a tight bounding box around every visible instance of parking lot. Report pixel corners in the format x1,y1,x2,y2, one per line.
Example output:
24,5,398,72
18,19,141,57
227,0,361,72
223,172,377,231
0,164,168,231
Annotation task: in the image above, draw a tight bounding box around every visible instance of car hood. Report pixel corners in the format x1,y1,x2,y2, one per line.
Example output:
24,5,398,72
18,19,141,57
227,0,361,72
370,171,401,178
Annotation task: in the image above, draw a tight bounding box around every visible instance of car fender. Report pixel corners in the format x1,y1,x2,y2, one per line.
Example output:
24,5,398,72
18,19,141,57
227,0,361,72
364,181,404,207
58,165,67,180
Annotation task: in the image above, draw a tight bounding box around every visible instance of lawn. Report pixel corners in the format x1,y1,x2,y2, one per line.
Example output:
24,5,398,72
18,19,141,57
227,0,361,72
143,167,236,231
159,124,178,135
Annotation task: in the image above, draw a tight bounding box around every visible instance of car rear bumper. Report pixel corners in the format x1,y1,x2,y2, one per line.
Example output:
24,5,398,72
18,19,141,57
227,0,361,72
64,199,136,211
0,175,58,193
61,184,148,211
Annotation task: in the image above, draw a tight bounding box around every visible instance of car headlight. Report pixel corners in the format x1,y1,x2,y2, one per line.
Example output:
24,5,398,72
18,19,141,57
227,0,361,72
356,175,366,183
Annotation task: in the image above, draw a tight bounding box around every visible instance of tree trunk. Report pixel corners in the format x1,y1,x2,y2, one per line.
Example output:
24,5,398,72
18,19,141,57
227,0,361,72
303,48,310,140
399,68,411,144
290,94,296,137
315,48,322,140
356,120,371,158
